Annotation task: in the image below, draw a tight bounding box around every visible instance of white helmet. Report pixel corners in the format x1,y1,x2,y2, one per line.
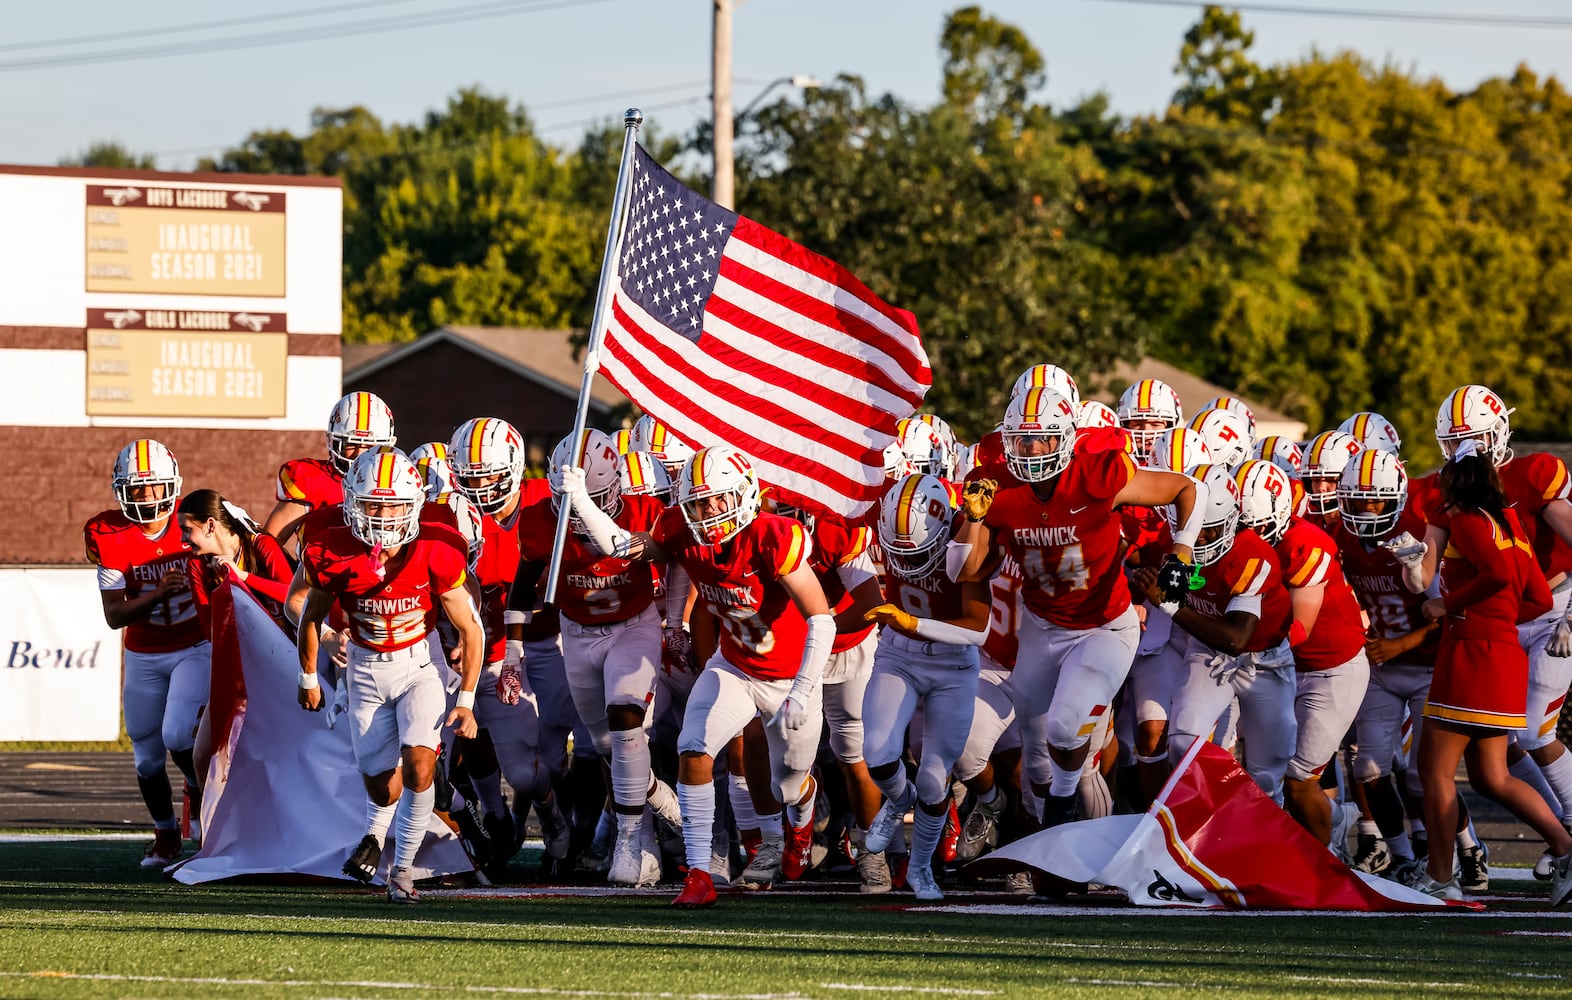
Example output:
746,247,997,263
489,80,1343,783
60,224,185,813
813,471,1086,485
1076,400,1120,429
1010,364,1080,406
327,391,397,475
1002,386,1078,483
896,417,948,478
432,490,485,571
915,414,959,479
449,417,527,516
1116,378,1183,459
1435,384,1513,466
408,442,455,501
767,491,818,535
112,438,182,523
342,447,424,549
612,428,633,456
1251,435,1304,476
619,450,675,506
954,442,979,476
1145,427,1213,472
1337,448,1409,540
1234,459,1295,546
1338,411,1402,456
1187,408,1252,469
878,474,955,582
677,445,762,545
1199,396,1257,441
630,415,696,476
1179,463,1241,567
548,429,622,529
1302,430,1364,516
881,440,906,480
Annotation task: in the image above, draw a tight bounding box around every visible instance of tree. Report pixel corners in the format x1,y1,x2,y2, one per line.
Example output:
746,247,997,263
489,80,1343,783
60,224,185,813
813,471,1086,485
60,142,156,169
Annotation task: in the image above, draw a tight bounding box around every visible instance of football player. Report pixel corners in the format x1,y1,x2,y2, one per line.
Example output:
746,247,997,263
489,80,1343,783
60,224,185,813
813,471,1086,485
294,448,484,904
1115,378,1183,464
557,445,836,909
1338,411,1403,456
861,474,991,901
953,387,1203,827
1186,407,1252,471
1300,431,1364,533
629,414,696,481
263,391,396,551
85,439,209,868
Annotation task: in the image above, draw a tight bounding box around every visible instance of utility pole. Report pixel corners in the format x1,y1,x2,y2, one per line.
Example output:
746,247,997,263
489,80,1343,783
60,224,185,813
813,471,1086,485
711,0,734,209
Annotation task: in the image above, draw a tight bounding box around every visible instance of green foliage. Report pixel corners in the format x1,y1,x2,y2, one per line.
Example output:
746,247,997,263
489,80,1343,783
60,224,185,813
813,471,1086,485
74,5,1572,457
60,142,157,170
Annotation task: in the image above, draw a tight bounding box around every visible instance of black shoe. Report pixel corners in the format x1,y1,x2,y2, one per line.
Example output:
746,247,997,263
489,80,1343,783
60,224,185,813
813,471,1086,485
342,835,381,883
433,749,454,814
1041,793,1079,829
453,799,493,868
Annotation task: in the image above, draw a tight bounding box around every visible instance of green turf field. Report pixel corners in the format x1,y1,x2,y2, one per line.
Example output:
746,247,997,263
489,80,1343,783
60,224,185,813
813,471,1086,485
1,838,1569,999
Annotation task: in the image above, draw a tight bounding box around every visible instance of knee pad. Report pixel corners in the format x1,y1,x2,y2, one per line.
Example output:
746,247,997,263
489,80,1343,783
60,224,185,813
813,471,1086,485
914,763,950,807
828,720,863,764
132,739,166,779
1350,752,1388,785
774,771,810,808
1043,709,1093,754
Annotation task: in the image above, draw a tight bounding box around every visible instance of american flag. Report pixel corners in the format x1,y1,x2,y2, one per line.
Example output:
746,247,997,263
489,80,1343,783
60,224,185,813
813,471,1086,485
598,145,931,517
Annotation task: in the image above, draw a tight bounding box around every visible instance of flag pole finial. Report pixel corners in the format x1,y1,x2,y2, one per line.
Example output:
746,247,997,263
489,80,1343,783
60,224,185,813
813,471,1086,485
625,108,643,127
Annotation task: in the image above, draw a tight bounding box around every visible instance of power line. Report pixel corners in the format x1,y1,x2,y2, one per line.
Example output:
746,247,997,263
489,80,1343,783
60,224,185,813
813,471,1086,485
0,0,431,54
0,0,614,73
1086,0,1572,29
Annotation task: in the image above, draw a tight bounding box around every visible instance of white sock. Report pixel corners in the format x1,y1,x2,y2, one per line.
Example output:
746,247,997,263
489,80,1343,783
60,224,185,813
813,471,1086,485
394,785,435,871
609,728,651,810
1358,819,1379,837
1510,754,1562,817
975,784,1000,809
615,811,642,837
1457,822,1478,850
676,782,715,873
785,776,816,831
153,816,179,832
872,770,913,814
759,821,784,848
728,772,760,833
909,804,947,870
1047,757,1081,798
1534,749,1572,821
366,799,396,841
1386,832,1415,861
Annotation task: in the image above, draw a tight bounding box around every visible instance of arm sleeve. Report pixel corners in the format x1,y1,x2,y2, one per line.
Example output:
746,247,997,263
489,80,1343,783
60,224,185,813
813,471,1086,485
507,559,547,616
836,550,878,593
788,613,835,700
910,617,988,646
1441,515,1511,613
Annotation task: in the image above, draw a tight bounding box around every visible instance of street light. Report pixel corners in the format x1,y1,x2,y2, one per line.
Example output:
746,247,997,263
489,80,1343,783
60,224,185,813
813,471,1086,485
737,74,822,121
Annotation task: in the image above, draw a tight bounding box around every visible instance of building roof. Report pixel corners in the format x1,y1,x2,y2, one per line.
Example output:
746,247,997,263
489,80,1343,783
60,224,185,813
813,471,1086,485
1092,357,1306,440
341,326,624,411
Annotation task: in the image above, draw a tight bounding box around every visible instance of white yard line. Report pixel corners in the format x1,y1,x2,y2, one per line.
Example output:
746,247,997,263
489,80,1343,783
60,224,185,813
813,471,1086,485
820,986,997,996
0,972,807,999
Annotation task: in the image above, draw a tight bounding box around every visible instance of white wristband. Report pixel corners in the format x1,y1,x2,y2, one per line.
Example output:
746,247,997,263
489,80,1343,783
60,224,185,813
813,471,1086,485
456,688,476,710
298,671,320,690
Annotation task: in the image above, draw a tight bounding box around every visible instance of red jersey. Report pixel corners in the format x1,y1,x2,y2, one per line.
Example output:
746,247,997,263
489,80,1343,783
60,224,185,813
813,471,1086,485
1120,505,1167,555
1335,507,1436,666
655,510,812,680
517,495,663,626
84,512,203,654
471,508,522,663
188,532,294,634
981,555,1023,669
300,517,469,653
1187,529,1292,654
276,457,343,510
1500,453,1572,582
1439,509,1552,641
805,514,877,654
1273,518,1366,670
984,449,1138,629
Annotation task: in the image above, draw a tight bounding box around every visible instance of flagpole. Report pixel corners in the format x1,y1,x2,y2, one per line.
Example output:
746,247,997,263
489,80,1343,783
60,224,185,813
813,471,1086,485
544,108,643,605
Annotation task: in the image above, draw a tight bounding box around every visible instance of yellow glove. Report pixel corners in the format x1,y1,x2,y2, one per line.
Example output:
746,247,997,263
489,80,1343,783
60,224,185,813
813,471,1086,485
865,603,919,632
961,478,998,523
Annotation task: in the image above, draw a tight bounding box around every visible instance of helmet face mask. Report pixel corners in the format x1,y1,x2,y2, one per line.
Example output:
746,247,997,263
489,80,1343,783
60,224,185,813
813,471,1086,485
327,392,396,475
1234,460,1293,546
1004,387,1077,484
678,446,761,546
343,448,424,550
548,430,622,533
630,415,696,479
449,418,526,516
1116,379,1183,460
619,451,675,506
113,439,182,524
1337,448,1409,540
1302,430,1364,516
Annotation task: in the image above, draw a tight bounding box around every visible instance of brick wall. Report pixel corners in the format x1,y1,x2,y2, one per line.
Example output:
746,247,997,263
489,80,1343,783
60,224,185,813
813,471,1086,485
3,426,322,564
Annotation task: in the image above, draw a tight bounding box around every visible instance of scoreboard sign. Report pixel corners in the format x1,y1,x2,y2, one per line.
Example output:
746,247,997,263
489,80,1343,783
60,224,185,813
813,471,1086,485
85,184,286,296
85,308,288,417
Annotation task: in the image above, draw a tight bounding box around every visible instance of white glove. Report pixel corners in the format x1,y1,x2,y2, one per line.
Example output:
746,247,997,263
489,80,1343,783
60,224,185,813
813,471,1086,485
558,464,588,502
1549,616,1572,658
325,679,349,729
777,694,811,731
1382,531,1426,568
1207,652,1244,685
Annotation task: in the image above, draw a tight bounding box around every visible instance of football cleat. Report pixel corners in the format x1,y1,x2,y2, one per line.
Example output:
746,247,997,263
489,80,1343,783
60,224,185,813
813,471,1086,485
1004,870,1035,895
956,791,1004,863
607,826,645,886
386,866,419,904
342,835,382,883
907,861,944,901
1403,865,1462,902
536,797,571,861
864,790,914,855
1457,844,1489,893
1349,833,1392,875
1536,850,1556,881
857,849,892,894
1041,792,1080,829
1550,852,1572,907
939,799,961,865
140,828,183,869
672,867,717,909
783,803,816,880
738,839,782,890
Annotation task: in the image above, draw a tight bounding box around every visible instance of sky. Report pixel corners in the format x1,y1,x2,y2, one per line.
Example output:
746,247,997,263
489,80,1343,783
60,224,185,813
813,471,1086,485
6,0,1572,169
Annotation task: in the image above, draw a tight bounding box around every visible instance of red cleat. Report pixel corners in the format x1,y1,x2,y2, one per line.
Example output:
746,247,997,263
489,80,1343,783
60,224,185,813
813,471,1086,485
672,868,717,908
939,799,961,864
782,804,816,880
